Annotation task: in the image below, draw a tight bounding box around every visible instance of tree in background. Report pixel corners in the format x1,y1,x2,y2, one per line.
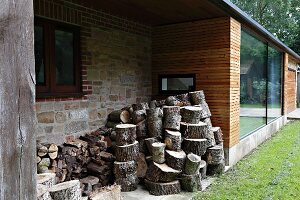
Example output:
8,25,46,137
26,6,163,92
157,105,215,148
231,0,300,54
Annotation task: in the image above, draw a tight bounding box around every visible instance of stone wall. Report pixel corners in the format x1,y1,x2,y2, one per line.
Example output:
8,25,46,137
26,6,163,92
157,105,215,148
34,0,152,144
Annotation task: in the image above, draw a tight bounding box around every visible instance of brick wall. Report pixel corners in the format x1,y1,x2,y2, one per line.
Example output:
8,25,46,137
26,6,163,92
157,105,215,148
34,0,152,144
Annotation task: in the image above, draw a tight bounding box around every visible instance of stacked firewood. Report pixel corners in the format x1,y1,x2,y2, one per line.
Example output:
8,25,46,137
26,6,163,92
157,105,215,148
114,124,139,192
36,128,115,197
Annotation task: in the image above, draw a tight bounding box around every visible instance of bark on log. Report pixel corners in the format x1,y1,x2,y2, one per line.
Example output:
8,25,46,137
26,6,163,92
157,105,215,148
137,153,148,178
115,141,139,162
49,151,58,160
199,160,207,180
146,108,163,138
151,142,166,164
184,153,202,175
180,106,202,124
176,93,191,106
145,162,181,183
180,173,202,192
207,161,225,176
132,110,146,124
189,91,206,105
144,179,181,196
164,130,182,151
37,184,51,200
37,145,48,157
165,150,186,171
108,110,130,123
37,173,56,189
114,160,137,178
138,137,149,155
136,120,148,139
201,118,212,129
149,100,157,109
156,99,166,107
49,180,81,200
132,103,149,111
205,145,224,165
115,173,138,192
163,106,181,131
212,127,223,145
145,137,158,154
194,104,211,119
182,138,207,156
166,96,182,106
180,122,209,139
106,121,121,129
115,124,137,146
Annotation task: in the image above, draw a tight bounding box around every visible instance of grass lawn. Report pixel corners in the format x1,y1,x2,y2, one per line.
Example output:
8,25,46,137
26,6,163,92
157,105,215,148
194,121,300,200
240,116,265,138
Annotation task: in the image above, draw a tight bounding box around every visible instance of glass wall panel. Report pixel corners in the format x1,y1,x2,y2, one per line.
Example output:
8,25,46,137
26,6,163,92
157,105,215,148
267,47,282,123
240,30,267,138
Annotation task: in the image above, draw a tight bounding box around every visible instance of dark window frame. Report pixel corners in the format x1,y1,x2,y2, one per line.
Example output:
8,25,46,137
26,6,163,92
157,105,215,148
158,74,196,95
35,17,81,98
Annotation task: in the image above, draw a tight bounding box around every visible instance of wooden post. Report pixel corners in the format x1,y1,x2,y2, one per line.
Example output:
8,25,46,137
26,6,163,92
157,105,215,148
0,0,36,199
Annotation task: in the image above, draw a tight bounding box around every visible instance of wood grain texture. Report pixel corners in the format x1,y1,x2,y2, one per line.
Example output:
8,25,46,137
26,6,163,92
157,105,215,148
284,53,297,114
0,0,36,199
152,17,241,148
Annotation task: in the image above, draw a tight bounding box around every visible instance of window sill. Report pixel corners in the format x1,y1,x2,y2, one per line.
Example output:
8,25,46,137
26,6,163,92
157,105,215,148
36,92,87,99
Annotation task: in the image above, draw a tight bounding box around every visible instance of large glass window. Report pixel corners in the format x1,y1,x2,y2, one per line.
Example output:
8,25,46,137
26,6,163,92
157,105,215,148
240,29,283,138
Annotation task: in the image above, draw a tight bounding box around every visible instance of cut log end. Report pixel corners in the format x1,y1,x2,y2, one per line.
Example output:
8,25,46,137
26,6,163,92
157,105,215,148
184,153,202,175
49,180,81,200
151,142,166,164
165,150,186,171
145,179,181,196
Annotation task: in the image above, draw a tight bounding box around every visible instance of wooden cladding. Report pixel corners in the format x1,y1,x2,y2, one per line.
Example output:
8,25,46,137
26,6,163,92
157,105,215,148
152,17,241,148
284,53,297,114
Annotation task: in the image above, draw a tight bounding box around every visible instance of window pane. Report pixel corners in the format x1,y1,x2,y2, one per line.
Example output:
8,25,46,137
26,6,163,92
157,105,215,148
240,30,267,138
55,30,74,85
267,47,282,123
161,76,194,92
34,26,45,85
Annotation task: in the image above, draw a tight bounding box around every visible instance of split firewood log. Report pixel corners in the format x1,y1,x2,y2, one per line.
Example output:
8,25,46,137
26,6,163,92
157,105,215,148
132,110,146,124
87,162,109,175
163,106,181,131
189,90,205,105
108,110,130,123
136,120,148,139
205,145,224,165
115,173,138,192
180,122,209,139
37,144,48,157
144,179,181,196
37,184,51,200
151,142,166,164
115,141,139,162
36,156,42,164
182,138,207,156
164,130,181,151
212,127,223,145
37,158,51,174
115,124,136,146
114,160,137,178
144,137,158,154
200,160,207,179
165,150,186,171
145,162,181,183
184,153,202,175
48,180,81,200
37,173,56,189
146,108,163,138
180,106,202,124
180,172,202,192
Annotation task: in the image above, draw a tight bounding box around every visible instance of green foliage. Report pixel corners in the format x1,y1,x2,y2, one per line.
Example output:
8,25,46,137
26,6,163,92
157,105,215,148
231,0,300,54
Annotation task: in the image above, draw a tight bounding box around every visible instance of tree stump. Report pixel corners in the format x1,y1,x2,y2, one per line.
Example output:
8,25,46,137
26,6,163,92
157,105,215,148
146,108,163,138
136,120,148,139
189,91,205,105
180,122,209,139
108,110,130,123
114,160,137,178
165,150,186,171
37,173,56,189
180,106,202,124
207,161,225,176
199,160,207,179
151,142,166,164
115,124,137,146
37,184,51,200
115,173,138,192
184,153,202,175
182,138,207,156
212,127,223,145
164,130,181,151
145,162,181,182
205,145,224,165
132,110,146,124
144,179,181,196
49,180,81,200
137,153,148,179
144,137,158,154
163,106,181,131
115,141,139,162
180,173,202,192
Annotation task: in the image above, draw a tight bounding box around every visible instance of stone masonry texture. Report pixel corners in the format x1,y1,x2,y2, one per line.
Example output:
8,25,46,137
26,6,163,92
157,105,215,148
34,0,152,144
